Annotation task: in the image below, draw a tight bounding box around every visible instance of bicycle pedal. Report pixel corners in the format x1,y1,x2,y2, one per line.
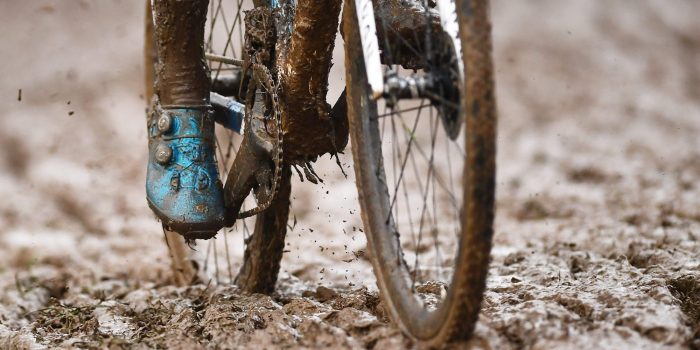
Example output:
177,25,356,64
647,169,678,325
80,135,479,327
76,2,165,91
146,106,224,239
211,92,244,134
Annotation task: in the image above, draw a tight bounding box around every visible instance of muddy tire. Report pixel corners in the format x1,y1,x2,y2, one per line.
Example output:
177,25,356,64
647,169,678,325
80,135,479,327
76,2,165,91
343,0,496,346
144,0,291,293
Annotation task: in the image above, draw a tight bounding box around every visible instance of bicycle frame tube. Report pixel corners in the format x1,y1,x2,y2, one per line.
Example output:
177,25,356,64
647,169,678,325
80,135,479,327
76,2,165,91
275,0,348,162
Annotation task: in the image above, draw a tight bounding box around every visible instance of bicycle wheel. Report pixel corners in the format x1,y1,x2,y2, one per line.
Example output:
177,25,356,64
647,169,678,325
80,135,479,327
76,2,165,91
343,0,496,345
144,0,292,293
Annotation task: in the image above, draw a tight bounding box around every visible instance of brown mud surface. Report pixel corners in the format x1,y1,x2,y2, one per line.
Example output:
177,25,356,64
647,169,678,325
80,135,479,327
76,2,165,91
1,1,699,349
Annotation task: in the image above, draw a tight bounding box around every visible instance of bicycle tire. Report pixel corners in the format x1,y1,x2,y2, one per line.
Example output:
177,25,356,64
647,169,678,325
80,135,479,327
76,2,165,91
343,0,496,345
144,0,292,293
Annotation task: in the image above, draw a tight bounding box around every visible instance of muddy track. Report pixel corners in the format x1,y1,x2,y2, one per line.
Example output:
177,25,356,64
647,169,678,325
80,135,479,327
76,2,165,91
1,1,699,349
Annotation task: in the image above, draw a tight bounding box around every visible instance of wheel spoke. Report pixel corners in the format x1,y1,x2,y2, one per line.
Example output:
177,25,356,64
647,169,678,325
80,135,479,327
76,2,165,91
411,106,439,286
385,100,426,223
370,0,469,290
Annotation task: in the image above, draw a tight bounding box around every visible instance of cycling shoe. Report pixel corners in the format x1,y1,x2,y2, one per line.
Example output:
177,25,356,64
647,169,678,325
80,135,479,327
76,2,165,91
146,106,224,239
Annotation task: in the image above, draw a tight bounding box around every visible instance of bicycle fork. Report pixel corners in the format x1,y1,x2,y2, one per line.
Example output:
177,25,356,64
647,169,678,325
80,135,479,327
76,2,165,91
353,0,463,99
353,0,465,139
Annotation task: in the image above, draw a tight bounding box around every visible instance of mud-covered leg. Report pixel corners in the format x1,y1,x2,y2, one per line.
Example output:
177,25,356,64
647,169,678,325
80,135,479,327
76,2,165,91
145,0,216,286
147,0,225,240
234,166,292,294
152,0,210,106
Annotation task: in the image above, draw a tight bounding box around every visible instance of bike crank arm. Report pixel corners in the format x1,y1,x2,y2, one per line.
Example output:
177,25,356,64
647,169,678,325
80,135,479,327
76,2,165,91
222,110,279,226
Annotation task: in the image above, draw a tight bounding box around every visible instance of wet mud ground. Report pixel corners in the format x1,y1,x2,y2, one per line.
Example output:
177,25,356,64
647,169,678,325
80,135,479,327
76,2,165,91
1,0,700,349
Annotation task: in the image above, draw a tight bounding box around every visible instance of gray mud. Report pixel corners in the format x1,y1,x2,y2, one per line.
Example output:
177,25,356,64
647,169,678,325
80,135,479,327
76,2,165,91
1,1,699,349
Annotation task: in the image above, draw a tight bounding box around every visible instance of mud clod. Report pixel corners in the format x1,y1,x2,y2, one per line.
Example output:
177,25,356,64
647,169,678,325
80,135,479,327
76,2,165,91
668,275,700,349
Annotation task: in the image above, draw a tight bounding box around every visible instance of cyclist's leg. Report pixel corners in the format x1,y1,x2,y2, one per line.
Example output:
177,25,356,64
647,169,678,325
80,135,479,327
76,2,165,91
147,0,225,240
152,0,209,105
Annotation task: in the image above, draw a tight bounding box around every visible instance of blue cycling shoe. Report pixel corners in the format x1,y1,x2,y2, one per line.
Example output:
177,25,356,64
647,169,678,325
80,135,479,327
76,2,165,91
146,105,225,239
